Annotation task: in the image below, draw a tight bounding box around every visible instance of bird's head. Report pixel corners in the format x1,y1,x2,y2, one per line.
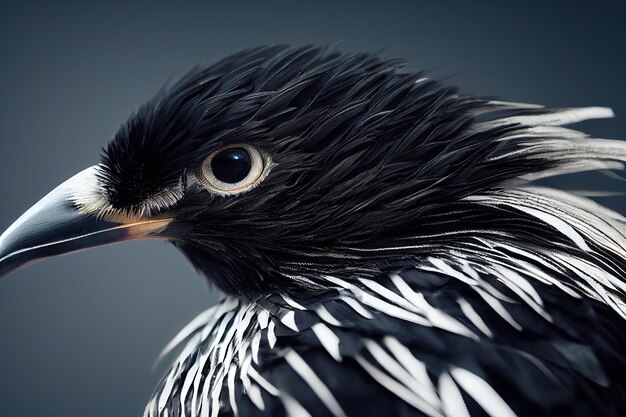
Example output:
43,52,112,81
0,46,618,297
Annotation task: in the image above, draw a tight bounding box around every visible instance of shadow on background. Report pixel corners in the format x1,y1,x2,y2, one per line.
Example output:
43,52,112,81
0,1,624,416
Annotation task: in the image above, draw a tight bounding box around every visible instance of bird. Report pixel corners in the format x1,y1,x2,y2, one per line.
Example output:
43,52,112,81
0,45,625,417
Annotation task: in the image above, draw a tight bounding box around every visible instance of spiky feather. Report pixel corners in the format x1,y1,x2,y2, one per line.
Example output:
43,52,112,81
90,46,626,417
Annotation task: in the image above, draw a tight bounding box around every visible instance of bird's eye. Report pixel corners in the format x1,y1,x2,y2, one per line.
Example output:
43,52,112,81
199,144,266,194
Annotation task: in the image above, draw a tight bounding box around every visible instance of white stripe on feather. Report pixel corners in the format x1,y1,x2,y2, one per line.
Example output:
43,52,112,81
383,337,440,407
285,350,348,417
158,366,178,413
474,106,613,130
267,320,277,348
248,366,280,396
450,367,518,417
492,265,543,306
280,310,299,331
251,331,261,364
227,364,239,417
247,383,265,411
438,372,470,417
257,309,269,329
359,277,424,312
485,100,544,109
364,340,443,415
281,393,314,417
280,294,307,310
427,257,478,285
239,354,256,407
457,297,493,338
489,265,552,322
158,298,237,363
339,295,374,319
325,275,431,325
311,323,343,362
181,362,200,416
355,355,443,417
517,205,590,251
390,273,477,339
474,287,522,331
316,304,344,327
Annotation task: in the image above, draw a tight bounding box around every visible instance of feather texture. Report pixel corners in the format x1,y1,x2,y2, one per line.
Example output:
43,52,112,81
81,46,626,417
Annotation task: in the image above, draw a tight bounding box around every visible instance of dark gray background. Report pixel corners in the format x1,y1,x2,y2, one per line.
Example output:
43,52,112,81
0,1,624,416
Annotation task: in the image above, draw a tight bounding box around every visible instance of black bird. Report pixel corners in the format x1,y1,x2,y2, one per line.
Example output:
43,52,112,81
1,46,625,417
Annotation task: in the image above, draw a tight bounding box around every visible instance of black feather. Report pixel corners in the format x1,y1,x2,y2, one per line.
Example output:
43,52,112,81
98,46,626,417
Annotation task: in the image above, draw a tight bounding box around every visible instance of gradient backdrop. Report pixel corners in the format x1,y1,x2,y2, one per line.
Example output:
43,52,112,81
0,1,624,416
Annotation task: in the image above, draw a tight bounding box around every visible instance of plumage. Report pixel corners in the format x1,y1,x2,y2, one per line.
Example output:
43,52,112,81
1,45,625,417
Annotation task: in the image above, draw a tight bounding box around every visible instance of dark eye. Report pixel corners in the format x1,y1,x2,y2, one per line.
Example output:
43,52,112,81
211,147,252,183
199,144,266,194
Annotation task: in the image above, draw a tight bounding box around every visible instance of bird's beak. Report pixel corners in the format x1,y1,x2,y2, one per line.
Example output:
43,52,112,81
0,167,172,278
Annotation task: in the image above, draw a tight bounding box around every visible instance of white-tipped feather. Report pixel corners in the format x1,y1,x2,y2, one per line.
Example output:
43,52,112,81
473,106,614,131
450,368,518,417
383,336,440,407
315,304,344,327
285,350,348,417
311,323,343,362
280,310,299,331
356,355,444,417
457,297,493,338
438,372,470,417
473,287,523,331
390,273,478,339
145,102,626,417
364,340,444,414
280,394,314,417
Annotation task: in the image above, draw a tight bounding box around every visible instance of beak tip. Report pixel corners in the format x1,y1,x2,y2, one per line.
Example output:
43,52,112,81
0,167,175,280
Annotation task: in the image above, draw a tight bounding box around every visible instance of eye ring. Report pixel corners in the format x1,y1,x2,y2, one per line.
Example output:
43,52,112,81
198,144,268,195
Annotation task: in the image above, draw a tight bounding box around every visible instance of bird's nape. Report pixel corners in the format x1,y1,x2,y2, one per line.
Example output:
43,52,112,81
1,45,625,417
